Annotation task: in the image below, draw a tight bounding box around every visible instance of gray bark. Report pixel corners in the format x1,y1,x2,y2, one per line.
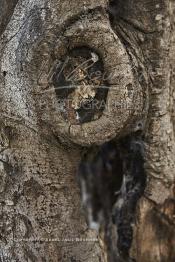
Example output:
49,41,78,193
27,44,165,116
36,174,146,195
0,0,174,261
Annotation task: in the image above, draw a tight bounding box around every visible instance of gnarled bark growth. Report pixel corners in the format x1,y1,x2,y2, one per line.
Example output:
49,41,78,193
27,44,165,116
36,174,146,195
0,0,174,261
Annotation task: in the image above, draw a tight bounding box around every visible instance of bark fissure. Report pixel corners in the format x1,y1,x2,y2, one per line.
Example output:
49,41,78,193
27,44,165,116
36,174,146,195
78,131,146,261
0,0,175,261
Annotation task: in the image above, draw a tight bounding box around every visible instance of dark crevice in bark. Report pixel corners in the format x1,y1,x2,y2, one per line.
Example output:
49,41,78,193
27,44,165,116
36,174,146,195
78,132,146,262
52,46,108,124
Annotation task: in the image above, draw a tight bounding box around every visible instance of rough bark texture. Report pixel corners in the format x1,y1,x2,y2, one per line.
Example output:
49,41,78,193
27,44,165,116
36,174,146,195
0,0,174,261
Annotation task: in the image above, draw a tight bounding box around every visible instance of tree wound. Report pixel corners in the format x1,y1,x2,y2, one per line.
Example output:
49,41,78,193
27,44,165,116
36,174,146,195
52,47,108,124
78,132,146,260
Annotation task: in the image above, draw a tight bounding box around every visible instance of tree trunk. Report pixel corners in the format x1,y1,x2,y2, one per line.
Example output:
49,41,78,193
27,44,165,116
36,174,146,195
0,0,174,261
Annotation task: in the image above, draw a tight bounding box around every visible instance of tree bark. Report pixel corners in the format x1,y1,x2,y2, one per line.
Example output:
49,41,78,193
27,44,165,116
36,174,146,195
0,0,174,261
